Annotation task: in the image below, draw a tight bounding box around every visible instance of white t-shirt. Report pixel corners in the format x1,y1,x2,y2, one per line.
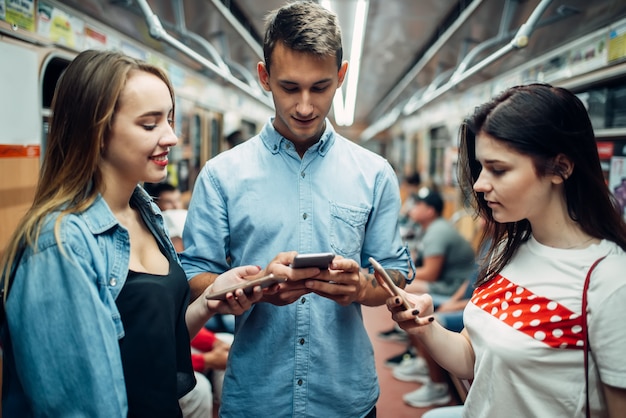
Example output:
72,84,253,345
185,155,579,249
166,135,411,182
162,209,188,239
463,236,626,418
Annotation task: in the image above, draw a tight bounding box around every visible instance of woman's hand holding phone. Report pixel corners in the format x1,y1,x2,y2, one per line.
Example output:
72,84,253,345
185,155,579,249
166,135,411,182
371,258,438,330
369,257,412,310
206,274,287,300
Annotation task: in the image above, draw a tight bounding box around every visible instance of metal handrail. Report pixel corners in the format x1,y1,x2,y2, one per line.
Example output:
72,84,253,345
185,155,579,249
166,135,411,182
449,0,518,84
209,0,264,60
369,0,486,122
135,0,273,109
406,0,552,114
360,0,553,142
172,0,231,75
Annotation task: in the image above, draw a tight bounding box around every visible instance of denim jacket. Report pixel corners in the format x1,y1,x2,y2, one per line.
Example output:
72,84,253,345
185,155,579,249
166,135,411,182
2,186,176,417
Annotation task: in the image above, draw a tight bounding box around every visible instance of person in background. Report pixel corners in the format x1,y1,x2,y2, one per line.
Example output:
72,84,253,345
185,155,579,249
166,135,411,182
393,217,490,409
146,181,184,211
0,49,268,418
188,326,232,413
145,182,187,251
225,130,245,149
399,171,423,208
379,172,423,343
404,187,475,298
387,83,626,417
180,2,409,416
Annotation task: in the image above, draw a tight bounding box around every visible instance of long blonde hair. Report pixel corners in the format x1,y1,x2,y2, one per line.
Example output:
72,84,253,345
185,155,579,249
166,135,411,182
1,50,175,302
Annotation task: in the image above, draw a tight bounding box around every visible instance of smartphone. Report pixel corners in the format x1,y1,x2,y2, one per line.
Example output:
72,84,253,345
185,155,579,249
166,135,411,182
369,257,412,311
290,252,335,269
205,274,287,301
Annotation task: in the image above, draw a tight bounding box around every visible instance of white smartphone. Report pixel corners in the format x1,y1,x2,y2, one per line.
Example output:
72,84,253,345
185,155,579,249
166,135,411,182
205,274,287,301
369,257,412,311
290,252,335,269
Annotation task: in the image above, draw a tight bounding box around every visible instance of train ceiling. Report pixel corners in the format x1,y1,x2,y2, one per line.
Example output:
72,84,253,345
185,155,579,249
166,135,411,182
59,0,626,141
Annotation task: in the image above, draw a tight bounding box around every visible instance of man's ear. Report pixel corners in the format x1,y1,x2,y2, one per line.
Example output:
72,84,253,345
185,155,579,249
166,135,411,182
258,61,271,92
337,61,348,88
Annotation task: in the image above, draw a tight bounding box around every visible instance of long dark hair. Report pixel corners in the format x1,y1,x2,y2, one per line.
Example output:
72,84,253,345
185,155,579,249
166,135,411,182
458,83,626,286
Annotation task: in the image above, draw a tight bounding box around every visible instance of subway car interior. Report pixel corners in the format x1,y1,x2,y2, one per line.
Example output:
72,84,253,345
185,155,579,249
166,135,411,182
2,0,626,416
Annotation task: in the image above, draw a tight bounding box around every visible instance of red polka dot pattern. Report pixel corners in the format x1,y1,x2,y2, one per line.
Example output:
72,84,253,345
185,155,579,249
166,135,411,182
471,274,584,349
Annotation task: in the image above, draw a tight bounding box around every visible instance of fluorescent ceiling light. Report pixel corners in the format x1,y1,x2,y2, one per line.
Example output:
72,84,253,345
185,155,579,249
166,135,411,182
321,0,369,126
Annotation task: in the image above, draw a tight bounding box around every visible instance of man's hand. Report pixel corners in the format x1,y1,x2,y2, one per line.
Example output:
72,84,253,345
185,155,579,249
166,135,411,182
256,251,315,306
256,252,363,306
300,256,366,306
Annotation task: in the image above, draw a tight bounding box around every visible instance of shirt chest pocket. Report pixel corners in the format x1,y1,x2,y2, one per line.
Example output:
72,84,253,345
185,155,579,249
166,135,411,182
329,202,370,259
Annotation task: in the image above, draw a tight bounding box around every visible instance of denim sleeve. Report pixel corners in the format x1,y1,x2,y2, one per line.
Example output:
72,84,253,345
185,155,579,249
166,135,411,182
6,235,127,416
362,161,408,275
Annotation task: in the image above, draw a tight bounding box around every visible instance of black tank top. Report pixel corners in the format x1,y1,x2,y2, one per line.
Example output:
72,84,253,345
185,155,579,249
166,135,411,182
116,247,194,418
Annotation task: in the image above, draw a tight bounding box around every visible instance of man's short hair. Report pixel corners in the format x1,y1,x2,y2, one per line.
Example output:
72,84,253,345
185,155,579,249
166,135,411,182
262,1,343,74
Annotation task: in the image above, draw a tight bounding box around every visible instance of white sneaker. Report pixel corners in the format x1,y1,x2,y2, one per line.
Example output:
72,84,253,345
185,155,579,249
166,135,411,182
392,356,429,383
403,382,451,408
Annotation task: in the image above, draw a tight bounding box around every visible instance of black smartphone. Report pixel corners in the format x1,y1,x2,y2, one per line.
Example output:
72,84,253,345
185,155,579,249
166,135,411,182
290,252,335,269
205,274,287,300
369,257,412,311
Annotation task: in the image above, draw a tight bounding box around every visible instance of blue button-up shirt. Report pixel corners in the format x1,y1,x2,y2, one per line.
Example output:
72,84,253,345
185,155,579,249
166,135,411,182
181,118,408,418
2,187,176,417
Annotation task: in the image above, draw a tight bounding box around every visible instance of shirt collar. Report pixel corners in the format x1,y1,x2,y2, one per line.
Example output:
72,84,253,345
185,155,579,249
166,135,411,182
80,186,157,235
260,117,336,156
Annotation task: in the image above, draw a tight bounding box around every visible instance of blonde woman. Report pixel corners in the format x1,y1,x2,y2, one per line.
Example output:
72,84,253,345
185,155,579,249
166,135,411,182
0,50,268,417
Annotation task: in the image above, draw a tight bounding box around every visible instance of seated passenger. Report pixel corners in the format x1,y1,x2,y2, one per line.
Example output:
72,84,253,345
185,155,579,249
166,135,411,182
404,187,476,299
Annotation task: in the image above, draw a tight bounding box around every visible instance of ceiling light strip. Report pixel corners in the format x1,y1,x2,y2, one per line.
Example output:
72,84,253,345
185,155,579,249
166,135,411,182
342,0,369,126
321,0,369,127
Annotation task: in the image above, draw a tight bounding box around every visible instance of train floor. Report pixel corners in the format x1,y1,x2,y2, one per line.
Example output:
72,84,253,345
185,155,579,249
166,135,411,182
363,304,463,418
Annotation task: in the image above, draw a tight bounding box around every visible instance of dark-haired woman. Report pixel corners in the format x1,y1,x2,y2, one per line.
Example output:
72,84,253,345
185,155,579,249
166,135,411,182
386,83,626,417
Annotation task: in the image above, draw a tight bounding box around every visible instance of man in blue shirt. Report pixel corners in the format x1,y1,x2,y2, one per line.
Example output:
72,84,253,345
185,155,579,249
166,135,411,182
181,2,408,417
